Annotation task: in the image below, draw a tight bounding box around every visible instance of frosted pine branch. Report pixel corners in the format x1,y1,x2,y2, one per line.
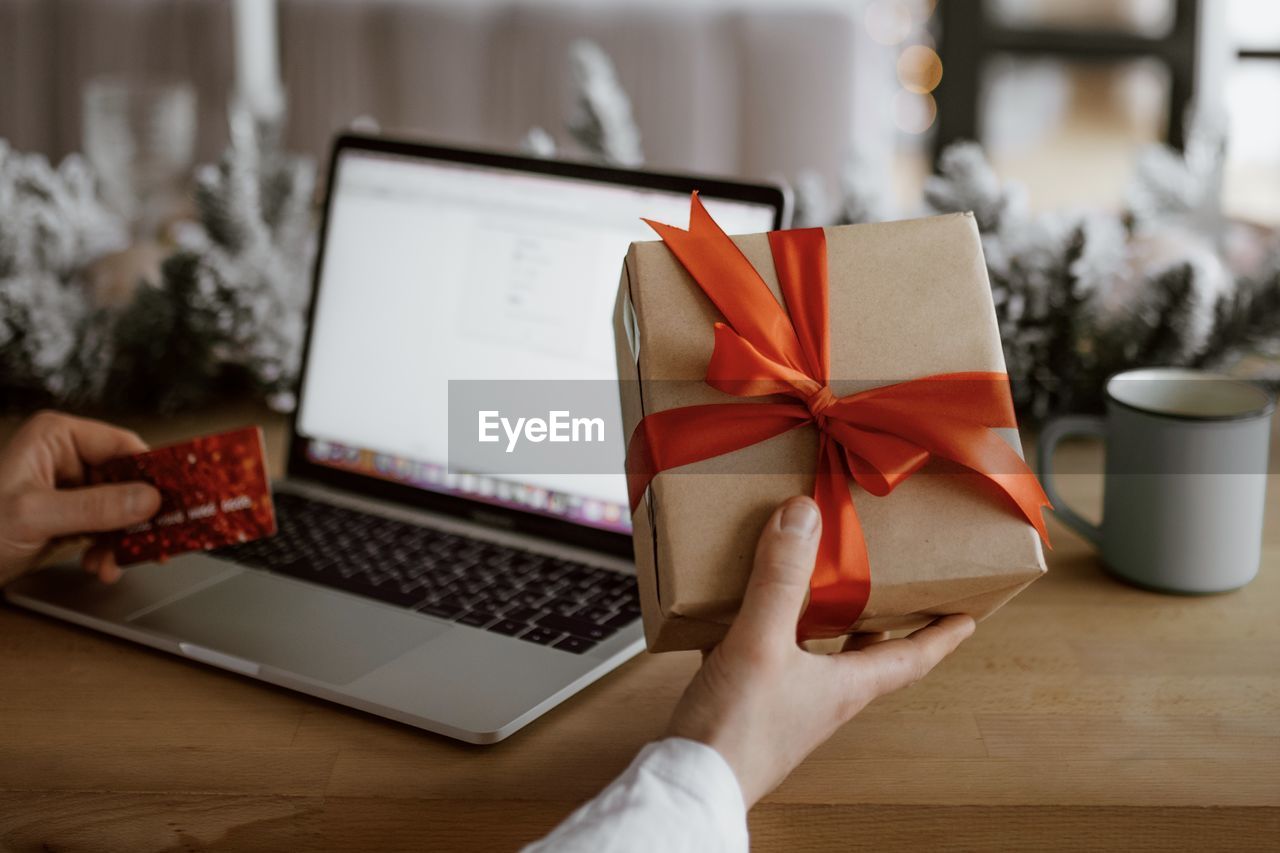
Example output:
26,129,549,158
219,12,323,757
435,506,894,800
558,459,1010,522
567,40,643,167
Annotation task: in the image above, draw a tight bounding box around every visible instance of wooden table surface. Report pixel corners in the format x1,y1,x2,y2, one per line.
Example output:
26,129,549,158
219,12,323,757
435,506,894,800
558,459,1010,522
0,403,1277,852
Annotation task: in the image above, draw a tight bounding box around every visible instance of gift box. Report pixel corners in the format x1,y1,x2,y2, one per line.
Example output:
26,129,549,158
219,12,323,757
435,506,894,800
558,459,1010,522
614,195,1050,652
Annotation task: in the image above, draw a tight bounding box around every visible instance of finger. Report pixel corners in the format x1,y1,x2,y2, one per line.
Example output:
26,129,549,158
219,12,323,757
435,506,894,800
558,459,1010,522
725,496,821,650
82,545,104,575
841,631,890,652
20,411,148,484
81,543,125,583
55,413,149,465
99,552,124,584
841,615,975,698
18,483,161,540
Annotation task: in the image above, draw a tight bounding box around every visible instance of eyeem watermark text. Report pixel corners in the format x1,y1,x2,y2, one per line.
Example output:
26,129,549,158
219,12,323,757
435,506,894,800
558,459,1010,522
478,410,606,453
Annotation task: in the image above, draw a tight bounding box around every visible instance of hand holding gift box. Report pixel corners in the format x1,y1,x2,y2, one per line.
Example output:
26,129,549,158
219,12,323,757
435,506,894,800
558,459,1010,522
615,195,1052,652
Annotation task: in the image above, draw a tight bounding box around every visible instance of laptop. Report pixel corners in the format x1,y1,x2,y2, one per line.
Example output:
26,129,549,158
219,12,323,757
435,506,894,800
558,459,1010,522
5,134,784,743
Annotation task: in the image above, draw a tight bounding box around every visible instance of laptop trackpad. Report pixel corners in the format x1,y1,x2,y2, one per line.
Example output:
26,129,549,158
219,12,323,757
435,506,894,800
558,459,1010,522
130,570,447,685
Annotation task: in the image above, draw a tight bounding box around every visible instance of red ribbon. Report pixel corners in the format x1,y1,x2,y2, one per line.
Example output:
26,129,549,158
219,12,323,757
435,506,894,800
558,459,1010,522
627,193,1052,639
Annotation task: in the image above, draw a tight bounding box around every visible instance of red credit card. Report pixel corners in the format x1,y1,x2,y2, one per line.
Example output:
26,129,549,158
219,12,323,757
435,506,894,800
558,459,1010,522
88,426,277,566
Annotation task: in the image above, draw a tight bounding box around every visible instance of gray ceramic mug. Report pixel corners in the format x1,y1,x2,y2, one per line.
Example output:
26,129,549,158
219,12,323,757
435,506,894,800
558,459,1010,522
1037,368,1274,594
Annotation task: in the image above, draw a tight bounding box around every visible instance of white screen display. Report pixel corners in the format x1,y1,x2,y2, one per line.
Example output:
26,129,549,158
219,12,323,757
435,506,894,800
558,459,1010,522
296,149,778,532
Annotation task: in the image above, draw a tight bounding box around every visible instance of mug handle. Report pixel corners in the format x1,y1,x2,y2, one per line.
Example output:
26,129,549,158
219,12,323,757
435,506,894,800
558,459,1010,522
1036,415,1105,548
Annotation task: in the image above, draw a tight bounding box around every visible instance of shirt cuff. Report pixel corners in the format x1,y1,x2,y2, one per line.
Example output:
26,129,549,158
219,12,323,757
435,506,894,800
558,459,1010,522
637,737,749,850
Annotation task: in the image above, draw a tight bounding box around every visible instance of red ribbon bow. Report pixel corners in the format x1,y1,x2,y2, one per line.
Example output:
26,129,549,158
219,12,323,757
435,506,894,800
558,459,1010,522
627,194,1052,639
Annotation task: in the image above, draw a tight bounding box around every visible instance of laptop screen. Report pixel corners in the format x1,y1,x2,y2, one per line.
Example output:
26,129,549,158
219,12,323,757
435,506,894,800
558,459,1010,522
295,148,779,534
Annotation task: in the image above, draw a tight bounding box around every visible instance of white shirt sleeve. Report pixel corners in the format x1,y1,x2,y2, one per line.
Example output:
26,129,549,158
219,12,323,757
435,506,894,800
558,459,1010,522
521,737,749,853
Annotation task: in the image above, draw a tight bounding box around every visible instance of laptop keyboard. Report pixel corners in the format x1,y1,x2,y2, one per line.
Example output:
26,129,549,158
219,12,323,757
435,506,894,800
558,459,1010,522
212,491,641,654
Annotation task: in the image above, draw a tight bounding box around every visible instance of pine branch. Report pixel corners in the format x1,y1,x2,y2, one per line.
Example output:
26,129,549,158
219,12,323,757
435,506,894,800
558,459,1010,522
995,223,1098,417
1039,224,1091,411
924,142,1022,232
566,40,643,167
107,252,222,412
790,170,829,228
0,142,125,410
520,127,557,159
834,153,894,226
1193,268,1280,368
1092,262,1198,375
193,155,259,254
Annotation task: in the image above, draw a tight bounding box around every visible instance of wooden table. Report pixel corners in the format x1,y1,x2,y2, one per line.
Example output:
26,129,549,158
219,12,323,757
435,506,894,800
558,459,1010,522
1,404,1277,852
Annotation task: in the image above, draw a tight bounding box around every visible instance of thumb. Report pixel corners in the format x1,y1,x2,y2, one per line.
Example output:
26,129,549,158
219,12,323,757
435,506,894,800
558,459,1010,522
725,496,821,650
19,483,161,540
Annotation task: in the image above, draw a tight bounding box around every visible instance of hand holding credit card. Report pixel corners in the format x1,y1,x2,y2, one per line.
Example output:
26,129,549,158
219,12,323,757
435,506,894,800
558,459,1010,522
87,426,277,566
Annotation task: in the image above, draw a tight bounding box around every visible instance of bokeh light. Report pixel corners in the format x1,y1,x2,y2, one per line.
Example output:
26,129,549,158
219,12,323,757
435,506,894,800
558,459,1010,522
864,0,915,46
893,90,937,134
897,44,943,94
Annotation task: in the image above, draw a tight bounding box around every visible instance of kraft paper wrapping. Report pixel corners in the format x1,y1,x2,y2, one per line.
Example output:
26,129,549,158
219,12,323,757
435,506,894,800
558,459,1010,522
614,212,1046,652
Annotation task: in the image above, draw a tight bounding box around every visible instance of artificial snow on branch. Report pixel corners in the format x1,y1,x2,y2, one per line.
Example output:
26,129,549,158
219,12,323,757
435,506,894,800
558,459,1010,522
520,127,558,159
566,40,644,167
4,52,1277,419
0,133,315,414
0,141,127,408
916,138,1276,417
109,137,316,412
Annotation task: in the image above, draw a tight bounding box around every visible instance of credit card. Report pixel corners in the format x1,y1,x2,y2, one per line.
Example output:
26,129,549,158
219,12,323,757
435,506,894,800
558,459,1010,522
87,425,277,566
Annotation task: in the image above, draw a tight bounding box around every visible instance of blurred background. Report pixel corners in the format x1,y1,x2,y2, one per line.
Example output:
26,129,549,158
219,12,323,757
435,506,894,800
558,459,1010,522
3,0,1277,217
2,0,1278,419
